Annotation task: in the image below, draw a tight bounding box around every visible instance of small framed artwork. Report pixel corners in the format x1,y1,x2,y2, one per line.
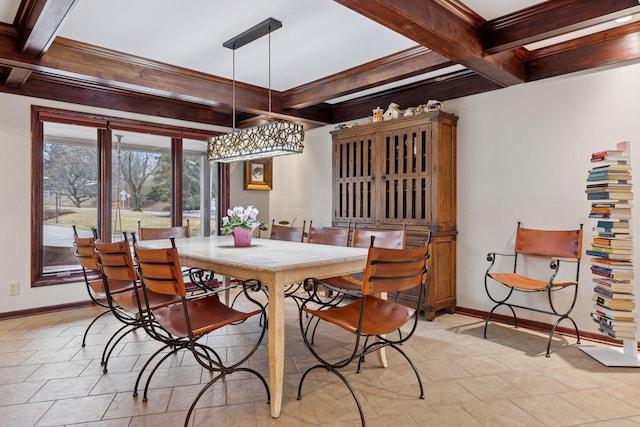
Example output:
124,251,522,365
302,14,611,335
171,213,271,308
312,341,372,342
244,158,273,191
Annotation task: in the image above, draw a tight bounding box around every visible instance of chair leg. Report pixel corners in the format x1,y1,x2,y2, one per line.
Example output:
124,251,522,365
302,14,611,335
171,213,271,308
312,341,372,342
297,364,365,427
102,324,140,373
82,309,112,347
142,346,182,402
483,303,518,338
545,315,581,357
185,367,270,427
133,343,173,398
100,323,133,366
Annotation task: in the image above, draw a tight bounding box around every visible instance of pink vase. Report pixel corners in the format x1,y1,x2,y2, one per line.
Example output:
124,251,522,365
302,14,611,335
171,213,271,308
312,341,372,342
231,227,253,247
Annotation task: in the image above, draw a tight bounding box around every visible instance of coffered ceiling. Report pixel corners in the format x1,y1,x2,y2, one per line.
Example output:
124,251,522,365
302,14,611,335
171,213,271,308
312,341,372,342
1,0,639,131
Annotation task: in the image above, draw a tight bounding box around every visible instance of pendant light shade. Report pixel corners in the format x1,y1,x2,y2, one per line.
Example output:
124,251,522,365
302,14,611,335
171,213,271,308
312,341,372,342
207,18,304,162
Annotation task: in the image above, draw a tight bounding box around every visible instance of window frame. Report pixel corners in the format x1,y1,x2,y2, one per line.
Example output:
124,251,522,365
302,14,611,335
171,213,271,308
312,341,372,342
31,106,228,287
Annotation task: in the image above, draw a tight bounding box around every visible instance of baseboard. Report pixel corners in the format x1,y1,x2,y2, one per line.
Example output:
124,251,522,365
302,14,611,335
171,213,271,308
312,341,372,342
455,306,639,349
0,300,98,321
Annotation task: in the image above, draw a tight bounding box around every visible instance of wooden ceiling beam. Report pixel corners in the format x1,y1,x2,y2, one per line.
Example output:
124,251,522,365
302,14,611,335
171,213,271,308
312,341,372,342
281,46,454,109
5,0,79,88
527,21,640,81
5,67,32,87
0,28,332,124
331,70,502,123
14,0,79,56
484,0,640,54
335,0,526,86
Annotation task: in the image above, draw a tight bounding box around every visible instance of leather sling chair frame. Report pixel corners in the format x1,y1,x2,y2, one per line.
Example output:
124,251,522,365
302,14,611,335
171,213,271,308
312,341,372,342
72,226,136,370
284,222,351,309
228,219,308,321
303,225,409,344
297,244,431,426
484,221,583,357
98,233,244,403
137,220,219,293
269,219,306,242
134,237,269,426
94,233,181,377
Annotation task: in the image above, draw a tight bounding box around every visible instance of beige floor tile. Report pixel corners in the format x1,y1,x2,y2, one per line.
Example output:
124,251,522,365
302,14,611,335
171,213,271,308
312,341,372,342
29,375,102,402
36,394,115,426
456,375,529,401
27,359,92,381
511,393,599,426
0,381,45,405
498,370,572,396
408,405,482,427
102,388,172,419
191,402,257,426
418,358,472,381
0,364,40,385
463,399,548,426
0,401,53,427
559,389,640,420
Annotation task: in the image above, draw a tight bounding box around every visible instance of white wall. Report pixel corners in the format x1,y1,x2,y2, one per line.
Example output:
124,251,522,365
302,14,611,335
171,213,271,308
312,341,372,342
2,63,639,336
271,63,640,333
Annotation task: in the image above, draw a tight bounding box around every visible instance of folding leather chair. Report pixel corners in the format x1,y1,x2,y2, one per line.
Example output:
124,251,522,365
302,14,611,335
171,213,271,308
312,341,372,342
284,224,351,308
72,226,136,367
94,234,180,373
270,219,306,242
134,237,269,426
484,221,583,357
297,245,430,426
304,225,410,343
137,221,219,293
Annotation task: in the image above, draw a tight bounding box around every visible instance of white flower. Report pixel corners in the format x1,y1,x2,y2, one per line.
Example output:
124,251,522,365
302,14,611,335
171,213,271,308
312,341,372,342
220,205,262,235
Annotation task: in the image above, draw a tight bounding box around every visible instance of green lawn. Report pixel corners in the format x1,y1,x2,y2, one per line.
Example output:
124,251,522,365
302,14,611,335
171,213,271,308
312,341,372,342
44,208,204,235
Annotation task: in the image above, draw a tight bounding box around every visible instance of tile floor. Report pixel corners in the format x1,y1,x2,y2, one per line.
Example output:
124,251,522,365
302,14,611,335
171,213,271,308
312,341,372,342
1,292,640,427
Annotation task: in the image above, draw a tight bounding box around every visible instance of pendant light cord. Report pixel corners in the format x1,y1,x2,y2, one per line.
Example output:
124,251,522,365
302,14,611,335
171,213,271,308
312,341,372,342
232,49,236,131
268,29,272,120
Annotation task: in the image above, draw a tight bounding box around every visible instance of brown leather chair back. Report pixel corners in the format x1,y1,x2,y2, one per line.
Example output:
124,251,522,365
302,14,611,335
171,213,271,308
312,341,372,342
94,240,138,282
515,226,583,259
138,225,190,241
361,245,429,296
270,221,305,242
307,227,349,246
73,235,100,271
351,228,406,249
135,244,187,297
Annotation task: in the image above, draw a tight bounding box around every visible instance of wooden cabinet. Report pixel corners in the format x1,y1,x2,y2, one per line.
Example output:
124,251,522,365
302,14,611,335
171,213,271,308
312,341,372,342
331,110,457,320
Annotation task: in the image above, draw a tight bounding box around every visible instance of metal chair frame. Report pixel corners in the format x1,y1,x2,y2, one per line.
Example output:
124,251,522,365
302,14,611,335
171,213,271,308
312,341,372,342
484,221,583,357
297,245,430,426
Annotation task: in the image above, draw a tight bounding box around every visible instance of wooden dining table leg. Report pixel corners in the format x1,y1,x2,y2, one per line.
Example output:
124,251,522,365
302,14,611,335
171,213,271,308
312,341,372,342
267,277,285,418
376,291,388,368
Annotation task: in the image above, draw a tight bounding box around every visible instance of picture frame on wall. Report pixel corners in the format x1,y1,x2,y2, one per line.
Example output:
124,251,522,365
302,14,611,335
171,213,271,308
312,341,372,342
243,158,273,191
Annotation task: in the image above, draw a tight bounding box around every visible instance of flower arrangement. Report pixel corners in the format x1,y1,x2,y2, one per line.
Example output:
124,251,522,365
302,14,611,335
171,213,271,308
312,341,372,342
221,205,262,236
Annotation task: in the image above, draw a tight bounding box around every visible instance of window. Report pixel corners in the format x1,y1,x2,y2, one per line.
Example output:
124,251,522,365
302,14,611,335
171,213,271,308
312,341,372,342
31,106,225,287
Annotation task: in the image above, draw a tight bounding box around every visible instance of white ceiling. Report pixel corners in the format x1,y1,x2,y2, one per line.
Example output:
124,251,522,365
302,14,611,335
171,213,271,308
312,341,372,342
3,0,634,102
1,0,546,94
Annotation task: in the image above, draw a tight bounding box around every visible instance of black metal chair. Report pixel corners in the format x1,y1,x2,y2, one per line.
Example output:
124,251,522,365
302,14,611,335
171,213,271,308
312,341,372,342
297,244,430,426
72,226,136,370
137,220,220,293
484,221,583,357
134,237,269,426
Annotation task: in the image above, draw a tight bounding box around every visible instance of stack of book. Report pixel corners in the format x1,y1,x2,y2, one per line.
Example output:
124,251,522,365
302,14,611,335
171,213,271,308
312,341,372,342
587,142,637,340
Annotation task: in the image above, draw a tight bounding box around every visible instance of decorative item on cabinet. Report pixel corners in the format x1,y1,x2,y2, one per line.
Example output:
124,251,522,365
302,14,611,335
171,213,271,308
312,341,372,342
330,110,458,320
383,102,401,120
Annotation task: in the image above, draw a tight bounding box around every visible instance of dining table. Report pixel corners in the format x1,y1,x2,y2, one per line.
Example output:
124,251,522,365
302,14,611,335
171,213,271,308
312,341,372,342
138,235,370,418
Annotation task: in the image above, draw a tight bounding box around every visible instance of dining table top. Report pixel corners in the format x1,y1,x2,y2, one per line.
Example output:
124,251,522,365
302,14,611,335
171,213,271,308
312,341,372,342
138,234,369,275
